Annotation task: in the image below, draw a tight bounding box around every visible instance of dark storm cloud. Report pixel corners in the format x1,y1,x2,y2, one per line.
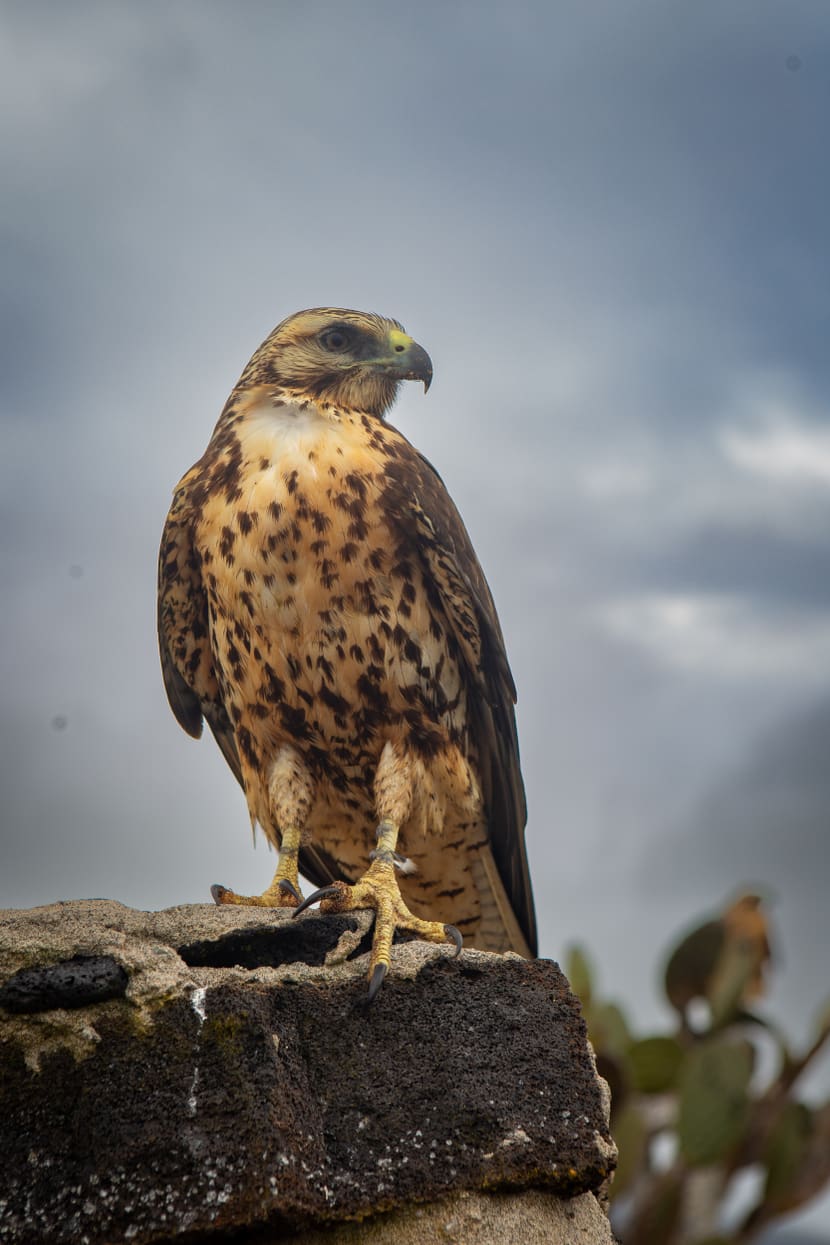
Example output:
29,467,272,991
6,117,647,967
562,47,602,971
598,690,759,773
668,696,830,884
639,523,830,609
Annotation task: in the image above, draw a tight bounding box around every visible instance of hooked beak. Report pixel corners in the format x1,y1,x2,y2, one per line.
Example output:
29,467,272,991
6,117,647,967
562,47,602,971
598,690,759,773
383,329,433,393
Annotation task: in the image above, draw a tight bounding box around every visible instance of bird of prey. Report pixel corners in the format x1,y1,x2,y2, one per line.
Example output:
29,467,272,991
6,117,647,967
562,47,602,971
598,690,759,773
158,307,536,995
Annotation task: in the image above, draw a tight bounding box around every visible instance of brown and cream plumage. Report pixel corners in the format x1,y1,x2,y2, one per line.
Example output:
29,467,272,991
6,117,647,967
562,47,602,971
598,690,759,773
158,307,536,992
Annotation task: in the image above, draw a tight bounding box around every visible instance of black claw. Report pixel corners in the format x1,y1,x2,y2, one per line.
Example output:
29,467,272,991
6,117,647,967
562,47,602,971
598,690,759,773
210,884,229,905
277,878,301,903
444,925,463,957
367,962,388,1002
292,884,340,919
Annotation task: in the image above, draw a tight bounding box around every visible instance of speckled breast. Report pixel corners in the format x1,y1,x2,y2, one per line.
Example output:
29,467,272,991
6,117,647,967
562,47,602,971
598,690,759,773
195,396,468,794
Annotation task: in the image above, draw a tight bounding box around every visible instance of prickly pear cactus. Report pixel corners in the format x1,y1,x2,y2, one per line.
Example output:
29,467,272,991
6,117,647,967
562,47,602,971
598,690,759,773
676,1038,752,1166
565,895,830,1245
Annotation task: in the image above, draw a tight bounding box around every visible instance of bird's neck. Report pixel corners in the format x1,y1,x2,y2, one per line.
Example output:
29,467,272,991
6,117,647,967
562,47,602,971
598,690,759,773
215,384,388,433
206,385,402,478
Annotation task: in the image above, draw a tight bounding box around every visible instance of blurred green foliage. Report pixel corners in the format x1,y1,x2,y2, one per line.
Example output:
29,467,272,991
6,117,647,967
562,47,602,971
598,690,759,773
566,893,830,1245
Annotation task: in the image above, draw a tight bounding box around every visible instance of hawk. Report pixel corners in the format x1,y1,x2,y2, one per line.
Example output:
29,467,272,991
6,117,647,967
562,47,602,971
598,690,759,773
158,308,536,995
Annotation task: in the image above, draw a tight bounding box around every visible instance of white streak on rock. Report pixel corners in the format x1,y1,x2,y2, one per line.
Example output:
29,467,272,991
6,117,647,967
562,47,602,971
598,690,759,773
187,987,208,1116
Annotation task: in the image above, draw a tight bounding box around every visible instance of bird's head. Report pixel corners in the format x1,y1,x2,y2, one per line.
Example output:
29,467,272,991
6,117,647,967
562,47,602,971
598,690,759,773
237,307,433,418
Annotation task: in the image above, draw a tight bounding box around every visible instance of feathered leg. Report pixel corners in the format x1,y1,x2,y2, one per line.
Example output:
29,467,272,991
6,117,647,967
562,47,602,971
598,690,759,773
293,742,461,995
212,745,313,908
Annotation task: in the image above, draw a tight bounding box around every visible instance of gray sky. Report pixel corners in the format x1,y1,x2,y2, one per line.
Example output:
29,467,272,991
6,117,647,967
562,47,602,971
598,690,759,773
2,3,829,1230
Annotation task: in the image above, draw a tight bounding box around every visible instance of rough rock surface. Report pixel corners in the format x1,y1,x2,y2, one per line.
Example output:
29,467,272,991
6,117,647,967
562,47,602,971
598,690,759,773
0,900,615,1243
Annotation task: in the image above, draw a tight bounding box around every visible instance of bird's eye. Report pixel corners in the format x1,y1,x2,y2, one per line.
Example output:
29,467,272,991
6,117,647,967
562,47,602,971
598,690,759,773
321,328,350,352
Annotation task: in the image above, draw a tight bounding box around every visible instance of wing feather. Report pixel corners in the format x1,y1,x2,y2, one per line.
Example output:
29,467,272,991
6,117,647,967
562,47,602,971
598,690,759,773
157,473,242,786
381,447,537,956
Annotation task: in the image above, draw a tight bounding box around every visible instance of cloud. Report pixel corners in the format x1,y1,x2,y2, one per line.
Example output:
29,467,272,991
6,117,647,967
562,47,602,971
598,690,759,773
598,592,830,681
580,461,654,502
721,415,830,485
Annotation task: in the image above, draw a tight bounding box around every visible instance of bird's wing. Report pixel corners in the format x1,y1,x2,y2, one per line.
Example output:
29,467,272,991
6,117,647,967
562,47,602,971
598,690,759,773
157,471,242,785
380,447,537,957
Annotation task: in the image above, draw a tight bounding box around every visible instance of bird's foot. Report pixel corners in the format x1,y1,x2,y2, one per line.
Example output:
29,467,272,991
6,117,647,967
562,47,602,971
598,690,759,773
210,877,302,908
212,831,304,908
293,858,461,999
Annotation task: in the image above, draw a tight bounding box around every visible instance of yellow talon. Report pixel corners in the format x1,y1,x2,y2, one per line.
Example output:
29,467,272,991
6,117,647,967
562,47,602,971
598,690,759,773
211,825,304,907
293,822,462,996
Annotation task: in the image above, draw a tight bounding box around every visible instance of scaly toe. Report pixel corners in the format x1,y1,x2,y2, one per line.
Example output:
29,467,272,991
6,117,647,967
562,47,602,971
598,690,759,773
211,881,304,908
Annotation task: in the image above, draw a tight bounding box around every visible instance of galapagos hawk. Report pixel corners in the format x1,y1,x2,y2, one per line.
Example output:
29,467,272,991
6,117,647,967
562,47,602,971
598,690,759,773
158,308,536,994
